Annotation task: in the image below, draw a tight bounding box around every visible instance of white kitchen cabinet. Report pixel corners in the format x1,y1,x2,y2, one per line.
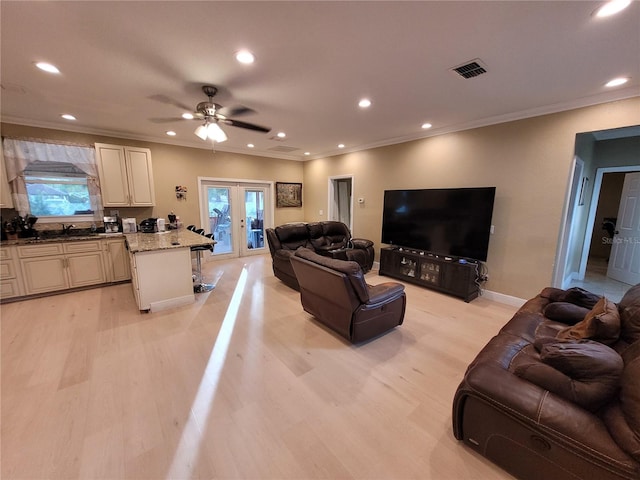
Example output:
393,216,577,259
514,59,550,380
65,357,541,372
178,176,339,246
0,147,14,208
18,241,106,295
95,143,155,207
62,241,107,288
105,238,130,282
0,246,23,299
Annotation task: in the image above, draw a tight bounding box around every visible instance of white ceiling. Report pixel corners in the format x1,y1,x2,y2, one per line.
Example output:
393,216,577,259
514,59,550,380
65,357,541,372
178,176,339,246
1,1,639,161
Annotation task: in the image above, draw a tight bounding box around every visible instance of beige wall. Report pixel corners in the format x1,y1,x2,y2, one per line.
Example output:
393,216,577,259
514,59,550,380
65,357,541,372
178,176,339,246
3,97,639,299
302,98,640,300
0,123,304,228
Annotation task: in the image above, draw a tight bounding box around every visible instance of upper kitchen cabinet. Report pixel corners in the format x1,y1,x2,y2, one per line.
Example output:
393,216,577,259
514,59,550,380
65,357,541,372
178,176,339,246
95,143,156,207
0,147,14,208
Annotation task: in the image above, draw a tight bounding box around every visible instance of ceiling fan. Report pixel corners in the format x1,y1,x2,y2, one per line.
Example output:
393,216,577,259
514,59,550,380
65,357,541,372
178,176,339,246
188,85,271,142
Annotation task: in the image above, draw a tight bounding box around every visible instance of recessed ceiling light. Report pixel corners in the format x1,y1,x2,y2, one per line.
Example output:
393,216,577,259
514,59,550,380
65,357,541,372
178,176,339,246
304,152,310,156
421,123,433,129
277,132,286,138
247,143,255,148
358,98,372,108
61,114,76,121
35,62,60,74
605,77,630,87
594,0,631,17
236,50,255,64
338,144,345,149
166,131,177,136
182,113,194,120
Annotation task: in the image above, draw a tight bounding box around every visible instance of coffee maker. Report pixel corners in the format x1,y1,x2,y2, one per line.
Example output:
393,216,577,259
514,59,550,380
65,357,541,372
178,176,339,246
103,216,119,233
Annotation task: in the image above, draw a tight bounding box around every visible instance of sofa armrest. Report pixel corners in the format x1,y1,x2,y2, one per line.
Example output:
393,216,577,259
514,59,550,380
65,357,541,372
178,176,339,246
351,238,374,249
367,282,405,305
454,361,629,464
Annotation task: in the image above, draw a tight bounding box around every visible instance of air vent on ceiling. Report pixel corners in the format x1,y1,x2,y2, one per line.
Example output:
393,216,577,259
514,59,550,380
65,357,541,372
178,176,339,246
267,145,299,153
451,59,488,79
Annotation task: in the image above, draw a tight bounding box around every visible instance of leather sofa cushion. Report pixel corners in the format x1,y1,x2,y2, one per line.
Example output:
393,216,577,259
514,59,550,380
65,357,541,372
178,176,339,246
543,302,591,325
275,224,312,250
559,287,602,309
513,340,623,412
540,286,567,301
294,248,369,303
556,297,620,345
618,283,640,344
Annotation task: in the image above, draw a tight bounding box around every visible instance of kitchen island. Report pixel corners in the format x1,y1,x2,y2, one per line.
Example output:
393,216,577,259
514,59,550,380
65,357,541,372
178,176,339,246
125,229,215,312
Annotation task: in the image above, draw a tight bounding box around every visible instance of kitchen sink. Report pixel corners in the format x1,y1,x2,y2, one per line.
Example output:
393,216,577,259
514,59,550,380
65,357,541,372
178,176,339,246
32,229,102,241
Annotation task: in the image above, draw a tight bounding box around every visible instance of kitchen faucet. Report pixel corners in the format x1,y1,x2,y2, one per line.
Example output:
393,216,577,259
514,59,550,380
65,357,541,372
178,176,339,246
61,224,75,234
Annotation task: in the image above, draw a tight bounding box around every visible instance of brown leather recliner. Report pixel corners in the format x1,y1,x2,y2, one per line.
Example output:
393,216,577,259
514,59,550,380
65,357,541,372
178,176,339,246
290,247,405,343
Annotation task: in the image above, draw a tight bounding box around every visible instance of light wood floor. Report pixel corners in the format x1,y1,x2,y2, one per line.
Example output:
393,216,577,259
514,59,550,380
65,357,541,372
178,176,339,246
1,254,519,479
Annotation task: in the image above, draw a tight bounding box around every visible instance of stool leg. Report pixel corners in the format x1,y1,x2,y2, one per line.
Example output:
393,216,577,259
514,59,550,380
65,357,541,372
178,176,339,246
193,249,215,293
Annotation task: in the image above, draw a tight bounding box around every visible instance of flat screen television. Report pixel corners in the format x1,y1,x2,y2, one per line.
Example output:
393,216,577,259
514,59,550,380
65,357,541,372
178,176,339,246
381,187,496,261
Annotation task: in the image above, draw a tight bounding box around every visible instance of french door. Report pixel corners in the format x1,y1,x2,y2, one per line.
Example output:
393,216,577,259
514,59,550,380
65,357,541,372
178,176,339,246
199,179,272,259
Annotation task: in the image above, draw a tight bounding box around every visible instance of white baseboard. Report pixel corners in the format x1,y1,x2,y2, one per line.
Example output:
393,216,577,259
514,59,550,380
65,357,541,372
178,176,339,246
481,289,527,307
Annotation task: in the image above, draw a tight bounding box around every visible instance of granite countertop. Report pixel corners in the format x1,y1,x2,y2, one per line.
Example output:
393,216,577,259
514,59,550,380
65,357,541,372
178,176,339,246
124,229,215,253
1,232,124,246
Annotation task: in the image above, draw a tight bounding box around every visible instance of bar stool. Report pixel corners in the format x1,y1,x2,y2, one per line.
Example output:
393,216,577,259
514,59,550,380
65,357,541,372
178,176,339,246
191,231,215,293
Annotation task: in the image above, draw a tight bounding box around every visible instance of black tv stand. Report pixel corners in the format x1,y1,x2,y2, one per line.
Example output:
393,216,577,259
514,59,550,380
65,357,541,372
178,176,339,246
379,247,480,302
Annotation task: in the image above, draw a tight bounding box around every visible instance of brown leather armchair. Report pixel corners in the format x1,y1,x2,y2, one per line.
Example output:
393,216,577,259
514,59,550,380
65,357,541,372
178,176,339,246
290,248,406,343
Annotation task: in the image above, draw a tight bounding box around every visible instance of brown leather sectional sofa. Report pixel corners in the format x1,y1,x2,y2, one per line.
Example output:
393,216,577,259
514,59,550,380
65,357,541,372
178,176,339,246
266,221,374,290
290,247,405,343
453,284,640,479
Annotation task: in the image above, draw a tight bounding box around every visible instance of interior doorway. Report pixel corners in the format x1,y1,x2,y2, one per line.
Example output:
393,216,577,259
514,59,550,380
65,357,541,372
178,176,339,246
554,126,640,302
328,175,353,230
558,165,639,301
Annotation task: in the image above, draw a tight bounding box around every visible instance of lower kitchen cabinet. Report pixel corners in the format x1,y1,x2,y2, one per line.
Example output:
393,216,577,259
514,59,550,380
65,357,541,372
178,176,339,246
105,238,130,282
2,236,130,301
20,255,68,294
0,246,24,299
18,241,107,295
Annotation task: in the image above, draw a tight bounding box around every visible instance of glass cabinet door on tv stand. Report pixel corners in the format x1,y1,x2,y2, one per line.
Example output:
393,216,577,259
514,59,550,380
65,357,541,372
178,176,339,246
379,247,479,302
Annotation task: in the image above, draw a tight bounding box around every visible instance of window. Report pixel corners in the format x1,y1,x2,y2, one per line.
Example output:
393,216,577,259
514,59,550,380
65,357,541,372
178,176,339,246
23,161,93,217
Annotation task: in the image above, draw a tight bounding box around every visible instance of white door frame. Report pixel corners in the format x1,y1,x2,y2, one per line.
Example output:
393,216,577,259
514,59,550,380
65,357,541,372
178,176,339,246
197,177,274,259
327,174,354,231
553,156,584,288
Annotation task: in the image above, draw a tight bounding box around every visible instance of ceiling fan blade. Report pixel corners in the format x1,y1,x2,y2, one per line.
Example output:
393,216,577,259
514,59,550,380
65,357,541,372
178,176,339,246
148,94,193,112
220,118,271,133
218,105,256,117
149,117,186,124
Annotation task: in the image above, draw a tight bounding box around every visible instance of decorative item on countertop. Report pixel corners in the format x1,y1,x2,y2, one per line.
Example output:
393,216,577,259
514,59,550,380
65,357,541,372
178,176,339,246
6,214,39,238
168,212,178,229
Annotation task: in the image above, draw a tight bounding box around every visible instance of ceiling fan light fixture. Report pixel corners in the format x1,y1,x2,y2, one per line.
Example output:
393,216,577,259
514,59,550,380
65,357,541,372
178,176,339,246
194,124,209,140
207,122,228,143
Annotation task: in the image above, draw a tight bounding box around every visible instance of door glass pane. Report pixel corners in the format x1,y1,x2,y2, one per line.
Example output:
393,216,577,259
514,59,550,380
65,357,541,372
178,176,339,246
207,187,233,255
245,189,265,249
